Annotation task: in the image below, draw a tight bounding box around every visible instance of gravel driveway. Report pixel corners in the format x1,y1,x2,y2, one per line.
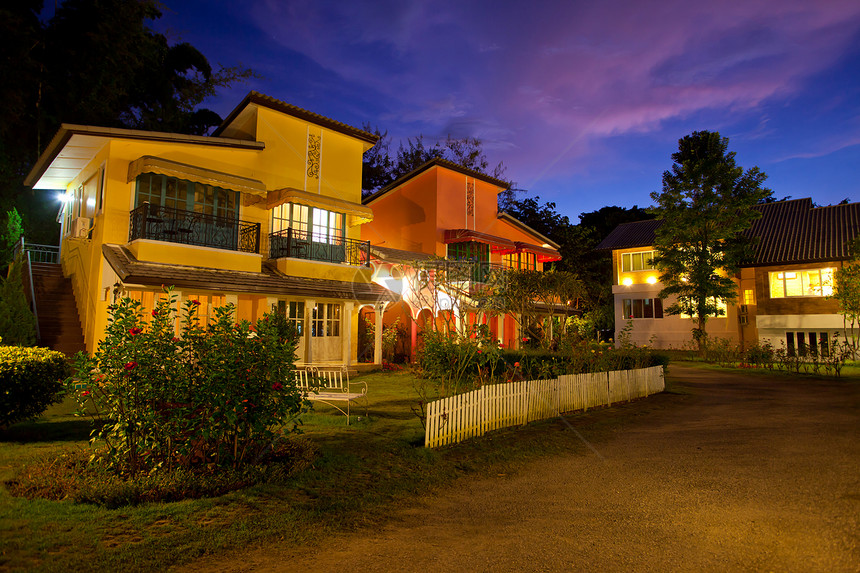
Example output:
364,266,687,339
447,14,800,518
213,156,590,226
184,364,860,572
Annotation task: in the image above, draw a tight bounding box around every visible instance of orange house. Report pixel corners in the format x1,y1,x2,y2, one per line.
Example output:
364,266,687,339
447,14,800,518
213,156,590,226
360,158,562,360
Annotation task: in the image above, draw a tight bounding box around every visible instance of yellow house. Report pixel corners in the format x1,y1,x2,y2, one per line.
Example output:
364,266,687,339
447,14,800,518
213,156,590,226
25,92,395,365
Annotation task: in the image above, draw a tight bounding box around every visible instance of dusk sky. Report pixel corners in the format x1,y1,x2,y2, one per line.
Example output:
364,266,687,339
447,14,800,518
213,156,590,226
154,0,860,221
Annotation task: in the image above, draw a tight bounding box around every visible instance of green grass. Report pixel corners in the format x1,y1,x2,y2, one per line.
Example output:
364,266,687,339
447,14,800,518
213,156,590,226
0,366,727,571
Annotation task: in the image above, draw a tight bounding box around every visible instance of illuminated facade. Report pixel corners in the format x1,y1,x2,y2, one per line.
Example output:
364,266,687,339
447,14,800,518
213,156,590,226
598,198,860,352
25,92,394,365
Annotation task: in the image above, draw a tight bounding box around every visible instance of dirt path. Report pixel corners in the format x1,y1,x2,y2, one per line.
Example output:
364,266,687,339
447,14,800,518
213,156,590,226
183,365,860,572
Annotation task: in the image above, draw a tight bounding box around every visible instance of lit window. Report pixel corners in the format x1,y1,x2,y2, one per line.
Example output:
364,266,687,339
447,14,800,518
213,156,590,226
769,269,834,298
621,250,656,273
743,289,755,305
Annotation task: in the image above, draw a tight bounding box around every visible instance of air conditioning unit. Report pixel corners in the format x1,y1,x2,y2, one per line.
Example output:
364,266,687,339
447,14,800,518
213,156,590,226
738,315,749,326
69,217,91,238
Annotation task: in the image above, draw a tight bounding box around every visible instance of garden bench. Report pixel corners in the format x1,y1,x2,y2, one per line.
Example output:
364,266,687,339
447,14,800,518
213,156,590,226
296,365,368,424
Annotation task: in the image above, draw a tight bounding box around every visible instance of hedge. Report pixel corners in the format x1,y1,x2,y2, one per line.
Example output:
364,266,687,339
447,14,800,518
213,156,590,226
0,345,70,429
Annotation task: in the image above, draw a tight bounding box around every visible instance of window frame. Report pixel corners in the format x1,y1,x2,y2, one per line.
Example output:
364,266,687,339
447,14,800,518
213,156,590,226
769,268,834,299
621,250,656,273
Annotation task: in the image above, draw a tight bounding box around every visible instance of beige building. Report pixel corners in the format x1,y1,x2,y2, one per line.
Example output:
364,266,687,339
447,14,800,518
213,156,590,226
597,198,860,353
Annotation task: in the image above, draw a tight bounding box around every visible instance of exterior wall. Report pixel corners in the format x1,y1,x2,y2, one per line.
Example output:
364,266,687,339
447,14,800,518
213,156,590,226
362,169,439,254
752,262,844,351
610,247,847,351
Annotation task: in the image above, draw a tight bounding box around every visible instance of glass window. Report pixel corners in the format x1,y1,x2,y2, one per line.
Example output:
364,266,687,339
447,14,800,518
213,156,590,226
623,299,632,319
786,332,795,356
770,269,835,298
287,301,305,336
134,173,236,219
311,303,340,337
622,298,663,319
743,289,755,305
622,250,655,273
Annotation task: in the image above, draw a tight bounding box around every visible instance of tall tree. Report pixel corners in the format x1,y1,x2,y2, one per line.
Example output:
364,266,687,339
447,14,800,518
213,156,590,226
650,131,771,352
0,0,253,244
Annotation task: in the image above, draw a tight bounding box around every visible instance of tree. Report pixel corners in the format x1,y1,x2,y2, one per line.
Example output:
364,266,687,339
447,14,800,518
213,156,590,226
0,209,24,270
362,133,507,195
650,131,771,352
0,0,253,244
830,237,860,358
0,258,38,346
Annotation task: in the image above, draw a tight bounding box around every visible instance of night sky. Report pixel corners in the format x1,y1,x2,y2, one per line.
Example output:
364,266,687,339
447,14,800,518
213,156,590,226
154,0,860,220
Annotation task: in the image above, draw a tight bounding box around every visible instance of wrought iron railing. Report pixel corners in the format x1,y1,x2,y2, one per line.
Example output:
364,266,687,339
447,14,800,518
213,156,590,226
129,203,260,254
269,227,370,267
420,259,508,285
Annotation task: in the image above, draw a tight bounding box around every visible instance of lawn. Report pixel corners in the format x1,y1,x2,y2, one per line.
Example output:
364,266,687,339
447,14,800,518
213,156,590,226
4,363,854,572
0,369,621,572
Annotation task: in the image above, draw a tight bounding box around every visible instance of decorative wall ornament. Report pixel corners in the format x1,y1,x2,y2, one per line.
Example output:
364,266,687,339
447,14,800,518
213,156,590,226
307,134,321,179
466,180,475,216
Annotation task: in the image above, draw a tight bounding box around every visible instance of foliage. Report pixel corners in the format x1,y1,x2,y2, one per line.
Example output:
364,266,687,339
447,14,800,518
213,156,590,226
362,132,508,195
69,289,303,475
8,439,317,508
382,317,403,362
0,208,23,269
830,237,860,359
0,0,253,243
416,325,503,398
0,257,38,346
0,343,69,428
650,131,772,352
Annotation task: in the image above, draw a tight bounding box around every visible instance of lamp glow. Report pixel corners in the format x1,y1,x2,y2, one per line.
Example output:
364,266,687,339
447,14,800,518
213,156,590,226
647,276,657,284
622,277,633,286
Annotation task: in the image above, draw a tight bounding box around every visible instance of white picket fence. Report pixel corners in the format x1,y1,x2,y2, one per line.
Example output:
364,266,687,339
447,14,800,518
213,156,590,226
424,366,665,448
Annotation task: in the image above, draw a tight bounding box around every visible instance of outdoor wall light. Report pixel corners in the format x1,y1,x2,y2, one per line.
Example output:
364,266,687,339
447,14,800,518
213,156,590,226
647,276,657,284
57,193,71,203
622,277,633,286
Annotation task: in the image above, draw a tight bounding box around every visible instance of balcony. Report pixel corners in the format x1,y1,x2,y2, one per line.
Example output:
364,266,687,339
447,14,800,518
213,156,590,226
420,260,509,287
269,227,370,267
129,203,260,254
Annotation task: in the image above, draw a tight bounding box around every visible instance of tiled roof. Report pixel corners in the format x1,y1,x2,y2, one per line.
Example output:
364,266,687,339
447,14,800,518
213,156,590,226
103,244,396,303
369,245,439,264
595,198,860,265
595,219,662,251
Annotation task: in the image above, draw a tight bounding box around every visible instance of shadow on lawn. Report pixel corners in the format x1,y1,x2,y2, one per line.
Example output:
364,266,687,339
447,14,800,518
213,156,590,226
1,419,95,443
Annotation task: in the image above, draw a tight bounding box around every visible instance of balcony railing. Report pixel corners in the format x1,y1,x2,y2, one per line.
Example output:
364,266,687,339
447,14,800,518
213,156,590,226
269,227,370,267
419,260,508,286
129,203,260,254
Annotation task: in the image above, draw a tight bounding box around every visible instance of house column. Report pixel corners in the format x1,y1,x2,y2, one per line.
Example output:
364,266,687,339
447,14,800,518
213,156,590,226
304,299,315,364
374,303,383,365
265,296,279,315
410,312,418,363
342,302,354,366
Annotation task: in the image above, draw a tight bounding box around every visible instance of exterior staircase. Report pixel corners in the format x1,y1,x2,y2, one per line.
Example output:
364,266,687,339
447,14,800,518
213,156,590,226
29,262,87,356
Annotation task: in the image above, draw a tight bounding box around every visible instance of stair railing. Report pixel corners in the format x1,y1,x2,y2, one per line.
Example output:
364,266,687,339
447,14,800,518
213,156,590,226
12,237,41,343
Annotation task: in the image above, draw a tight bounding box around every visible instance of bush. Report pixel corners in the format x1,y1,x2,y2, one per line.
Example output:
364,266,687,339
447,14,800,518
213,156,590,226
0,344,69,428
0,258,37,346
69,289,304,475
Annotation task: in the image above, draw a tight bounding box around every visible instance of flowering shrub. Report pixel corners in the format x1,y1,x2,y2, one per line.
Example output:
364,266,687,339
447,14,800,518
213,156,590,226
69,289,303,475
0,343,69,428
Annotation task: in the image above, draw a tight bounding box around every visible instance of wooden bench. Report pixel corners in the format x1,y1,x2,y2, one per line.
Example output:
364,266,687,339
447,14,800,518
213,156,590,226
296,365,368,424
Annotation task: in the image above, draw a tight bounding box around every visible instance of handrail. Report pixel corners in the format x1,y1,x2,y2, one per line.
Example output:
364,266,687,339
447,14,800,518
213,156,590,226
128,202,261,253
269,227,370,267
26,249,40,343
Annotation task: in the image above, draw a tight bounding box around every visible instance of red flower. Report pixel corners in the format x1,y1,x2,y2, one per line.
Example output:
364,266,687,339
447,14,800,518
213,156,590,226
81,390,91,397
124,361,137,370
128,327,142,336
522,337,528,342
477,350,482,354
514,362,520,368
272,382,283,390
151,310,158,317
172,337,179,342
191,300,201,306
